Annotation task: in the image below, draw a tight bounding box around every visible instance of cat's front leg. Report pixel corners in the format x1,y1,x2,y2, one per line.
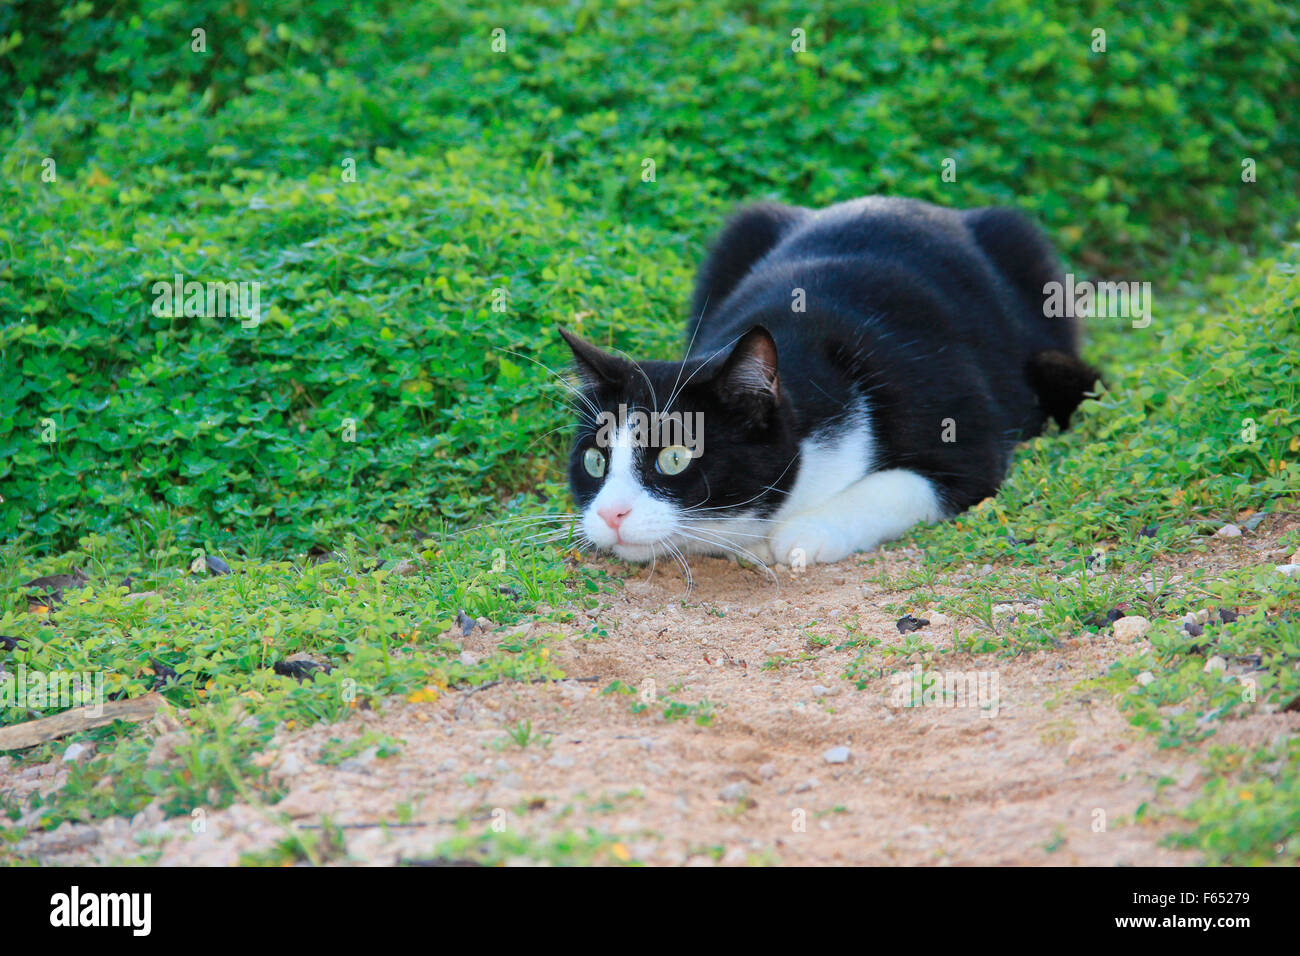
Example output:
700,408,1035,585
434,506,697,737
768,468,946,565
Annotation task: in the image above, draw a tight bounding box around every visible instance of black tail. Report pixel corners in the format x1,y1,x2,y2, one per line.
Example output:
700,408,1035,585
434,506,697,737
1026,350,1102,429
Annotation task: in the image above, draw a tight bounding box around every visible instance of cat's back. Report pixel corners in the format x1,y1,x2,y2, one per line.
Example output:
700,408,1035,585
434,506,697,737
690,196,1068,360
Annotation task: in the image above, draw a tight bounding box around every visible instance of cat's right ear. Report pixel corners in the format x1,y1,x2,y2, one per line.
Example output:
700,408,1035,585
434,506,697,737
558,327,625,391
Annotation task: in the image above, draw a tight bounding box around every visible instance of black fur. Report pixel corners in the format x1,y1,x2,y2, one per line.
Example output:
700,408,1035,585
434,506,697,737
565,196,1099,520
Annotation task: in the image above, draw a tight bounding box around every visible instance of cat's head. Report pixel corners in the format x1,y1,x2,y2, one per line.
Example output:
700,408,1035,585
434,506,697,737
559,326,797,562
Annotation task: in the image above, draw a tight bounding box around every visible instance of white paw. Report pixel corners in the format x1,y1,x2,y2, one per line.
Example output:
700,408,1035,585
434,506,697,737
769,516,858,566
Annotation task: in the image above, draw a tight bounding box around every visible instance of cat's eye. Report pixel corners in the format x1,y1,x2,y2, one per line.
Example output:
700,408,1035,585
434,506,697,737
583,447,607,478
656,445,693,476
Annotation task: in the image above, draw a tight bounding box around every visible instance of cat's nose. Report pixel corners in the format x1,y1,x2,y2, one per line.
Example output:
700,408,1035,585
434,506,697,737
597,504,632,531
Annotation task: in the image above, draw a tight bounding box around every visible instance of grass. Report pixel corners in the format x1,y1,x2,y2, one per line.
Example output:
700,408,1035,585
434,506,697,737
2,0,1300,865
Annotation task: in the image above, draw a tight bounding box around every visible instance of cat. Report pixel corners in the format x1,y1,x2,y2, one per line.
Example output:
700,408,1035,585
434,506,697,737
559,196,1099,568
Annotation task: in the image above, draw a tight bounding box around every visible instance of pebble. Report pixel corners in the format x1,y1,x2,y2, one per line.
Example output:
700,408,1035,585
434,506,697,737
1112,615,1151,641
721,846,749,866
1215,523,1242,538
1136,672,1155,687
812,684,834,697
1277,564,1300,577
757,762,778,780
391,559,419,576
61,743,91,764
339,747,377,773
927,612,951,626
546,754,574,769
793,779,817,793
277,753,304,776
40,822,100,854
719,782,749,802
822,746,851,764
1203,656,1227,674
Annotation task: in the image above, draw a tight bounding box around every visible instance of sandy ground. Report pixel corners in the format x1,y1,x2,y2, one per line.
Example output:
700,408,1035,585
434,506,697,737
22,531,1300,867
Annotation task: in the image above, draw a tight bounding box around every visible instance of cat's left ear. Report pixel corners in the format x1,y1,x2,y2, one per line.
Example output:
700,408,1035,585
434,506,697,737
714,325,781,413
558,326,626,391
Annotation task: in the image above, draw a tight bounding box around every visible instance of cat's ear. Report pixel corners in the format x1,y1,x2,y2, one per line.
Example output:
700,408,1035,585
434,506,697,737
558,326,625,390
714,325,781,413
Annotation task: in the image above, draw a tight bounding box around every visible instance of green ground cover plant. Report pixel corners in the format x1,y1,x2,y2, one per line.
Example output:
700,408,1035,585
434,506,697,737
2,0,1298,864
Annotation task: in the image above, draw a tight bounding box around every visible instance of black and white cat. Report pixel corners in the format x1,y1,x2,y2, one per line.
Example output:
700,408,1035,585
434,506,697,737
560,197,1099,567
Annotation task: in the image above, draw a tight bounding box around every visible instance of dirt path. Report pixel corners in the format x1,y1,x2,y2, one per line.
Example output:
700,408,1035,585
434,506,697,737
44,545,1228,866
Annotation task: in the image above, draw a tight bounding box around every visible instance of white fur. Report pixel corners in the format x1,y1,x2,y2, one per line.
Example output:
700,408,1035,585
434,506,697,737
582,423,680,562
580,399,944,566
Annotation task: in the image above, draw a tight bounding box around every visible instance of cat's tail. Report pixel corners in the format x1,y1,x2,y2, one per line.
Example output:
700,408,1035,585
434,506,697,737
1025,350,1103,429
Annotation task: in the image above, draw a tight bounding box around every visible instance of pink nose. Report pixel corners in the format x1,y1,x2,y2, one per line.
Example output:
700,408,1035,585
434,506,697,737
597,504,632,531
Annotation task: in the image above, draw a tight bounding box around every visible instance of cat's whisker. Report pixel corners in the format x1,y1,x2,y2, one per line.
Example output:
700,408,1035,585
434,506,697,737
663,293,710,417
662,332,747,416
494,346,602,421
677,522,772,540
663,539,695,596
610,345,660,420
670,528,779,586
443,514,579,540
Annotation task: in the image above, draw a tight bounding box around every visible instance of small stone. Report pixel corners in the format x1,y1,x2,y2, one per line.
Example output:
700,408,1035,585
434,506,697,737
1278,564,1300,578
392,558,419,576
811,684,833,697
438,758,459,773
546,754,574,769
1203,656,1227,673
757,762,778,780
40,822,100,854
1112,615,1151,641
1215,523,1242,538
458,650,479,667
793,779,817,793
719,782,749,802
1184,621,1204,638
822,746,851,765
1135,672,1155,687
1242,512,1269,532
1218,608,1239,623
927,612,951,627
61,743,91,764
277,753,305,776
338,747,378,773
721,846,749,866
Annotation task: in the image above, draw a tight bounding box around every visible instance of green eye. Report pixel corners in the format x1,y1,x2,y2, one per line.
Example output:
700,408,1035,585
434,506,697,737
583,447,606,478
656,445,693,475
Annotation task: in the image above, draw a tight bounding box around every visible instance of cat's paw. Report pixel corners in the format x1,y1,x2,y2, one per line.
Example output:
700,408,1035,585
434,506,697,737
769,516,858,566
